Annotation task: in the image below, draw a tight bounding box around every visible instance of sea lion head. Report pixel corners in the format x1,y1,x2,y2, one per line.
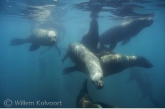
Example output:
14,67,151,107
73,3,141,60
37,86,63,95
48,30,57,42
92,73,104,89
139,17,154,27
136,56,153,68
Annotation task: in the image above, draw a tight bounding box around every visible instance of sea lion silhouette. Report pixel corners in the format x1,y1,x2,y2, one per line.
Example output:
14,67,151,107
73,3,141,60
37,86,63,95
10,28,61,55
62,43,104,89
99,18,154,52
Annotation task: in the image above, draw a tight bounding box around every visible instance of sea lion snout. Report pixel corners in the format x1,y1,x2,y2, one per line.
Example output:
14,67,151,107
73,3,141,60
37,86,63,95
147,19,154,26
97,80,104,89
142,18,154,27
137,56,153,68
144,61,153,68
93,76,104,89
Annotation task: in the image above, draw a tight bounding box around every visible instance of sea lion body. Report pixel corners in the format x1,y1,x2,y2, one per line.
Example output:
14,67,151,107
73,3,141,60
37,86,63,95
27,29,56,46
99,18,154,51
62,43,104,89
63,50,153,80
81,17,99,53
100,53,153,78
10,29,58,51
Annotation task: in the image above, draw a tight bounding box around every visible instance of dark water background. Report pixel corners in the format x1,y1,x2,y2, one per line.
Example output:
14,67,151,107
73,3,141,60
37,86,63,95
0,0,165,108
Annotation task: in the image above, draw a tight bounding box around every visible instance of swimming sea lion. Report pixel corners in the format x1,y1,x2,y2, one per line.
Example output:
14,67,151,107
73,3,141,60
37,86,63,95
81,12,99,53
100,53,153,78
127,67,161,107
9,28,61,55
63,50,153,79
99,18,154,52
76,79,117,108
62,43,104,89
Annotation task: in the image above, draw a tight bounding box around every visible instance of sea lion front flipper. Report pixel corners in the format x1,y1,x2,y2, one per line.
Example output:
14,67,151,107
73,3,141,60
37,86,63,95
109,42,117,52
29,42,40,51
55,43,61,56
121,38,130,46
63,66,77,74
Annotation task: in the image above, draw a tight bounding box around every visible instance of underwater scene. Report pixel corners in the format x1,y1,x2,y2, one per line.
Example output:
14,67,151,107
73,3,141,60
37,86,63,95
0,0,165,108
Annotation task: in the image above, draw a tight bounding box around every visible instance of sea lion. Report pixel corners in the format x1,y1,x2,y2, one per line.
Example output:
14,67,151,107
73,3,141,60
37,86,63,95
62,43,104,89
100,53,153,78
63,50,153,79
127,67,161,107
99,18,154,52
81,12,99,53
9,28,61,55
76,79,117,108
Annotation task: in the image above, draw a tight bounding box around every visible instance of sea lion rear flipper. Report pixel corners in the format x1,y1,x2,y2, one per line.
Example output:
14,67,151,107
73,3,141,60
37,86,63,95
109,42,117,52
63,66,77,74
29,42,40,51
121,39,130,46
9,38,27,46
55,43,61,56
